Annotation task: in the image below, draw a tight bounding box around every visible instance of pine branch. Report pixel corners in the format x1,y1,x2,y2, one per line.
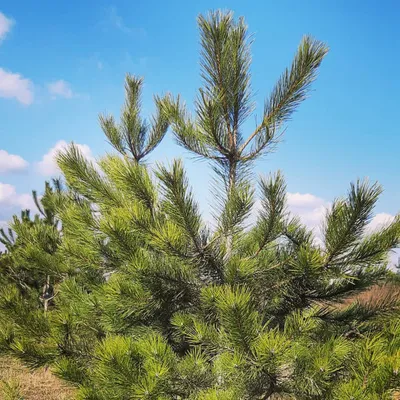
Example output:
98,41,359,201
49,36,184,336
99,155,157,215
323,180,382,268
157,160,202,251
100,74,168,162
159,94,224,161
198,11,253,147
57,143,121,207
240,36,328,154
252,171,287,256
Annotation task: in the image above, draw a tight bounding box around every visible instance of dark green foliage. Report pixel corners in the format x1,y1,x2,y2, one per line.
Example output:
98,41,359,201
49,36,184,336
0,10,399,400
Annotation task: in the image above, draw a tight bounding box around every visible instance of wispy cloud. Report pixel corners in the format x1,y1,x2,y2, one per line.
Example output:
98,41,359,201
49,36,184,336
47,80,74,99
0,67,34,105
78,54,105,72
121,53,148,72
103,6,146,37
108,6,131,33
47,80,89,100
0,149,28,173
0,11,14,43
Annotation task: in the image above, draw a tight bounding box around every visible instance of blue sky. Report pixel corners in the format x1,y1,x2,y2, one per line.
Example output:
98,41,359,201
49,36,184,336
0,0,399,249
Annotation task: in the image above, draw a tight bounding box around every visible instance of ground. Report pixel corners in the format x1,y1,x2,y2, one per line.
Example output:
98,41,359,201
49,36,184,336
0,357,75,399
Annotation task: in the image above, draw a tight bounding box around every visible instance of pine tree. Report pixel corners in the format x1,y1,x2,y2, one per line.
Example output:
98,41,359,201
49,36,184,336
0,181,64,355
1,10,400,400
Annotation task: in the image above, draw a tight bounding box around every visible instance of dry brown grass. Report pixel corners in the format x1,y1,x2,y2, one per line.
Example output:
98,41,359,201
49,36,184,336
0,357,76,400
342,283,400,307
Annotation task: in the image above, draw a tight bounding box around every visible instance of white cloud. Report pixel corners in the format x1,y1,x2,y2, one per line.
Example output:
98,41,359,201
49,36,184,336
251,192,329,242
287,192,330,231
47,80,73,99
0,11,14,43
0,184,37,252
0,220,8,251
0,149,28,173
285,192,399,268
36,140,94,176
0,182,35,210
287,193,326,209
363,213,400,270
365,213,396,234
253,189,399,267
286,194,398,236
0,68,34,105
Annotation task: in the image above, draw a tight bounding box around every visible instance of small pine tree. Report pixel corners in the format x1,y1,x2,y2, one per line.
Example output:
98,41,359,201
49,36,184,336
0,181,66,356
1,10,400,400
